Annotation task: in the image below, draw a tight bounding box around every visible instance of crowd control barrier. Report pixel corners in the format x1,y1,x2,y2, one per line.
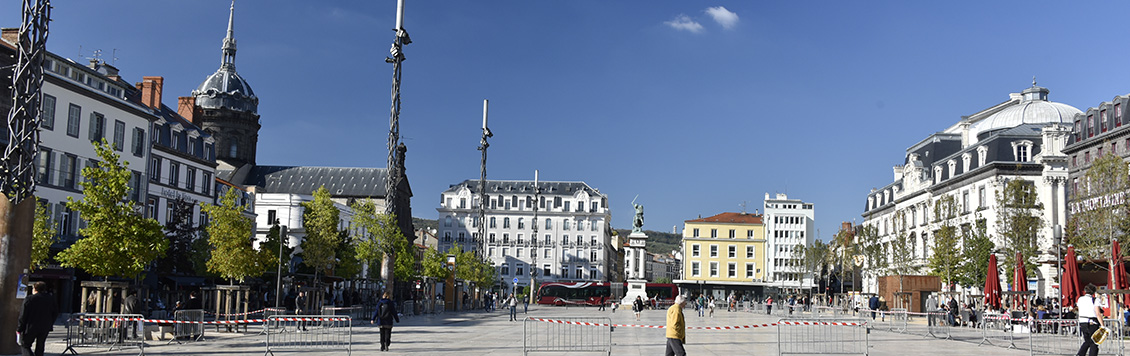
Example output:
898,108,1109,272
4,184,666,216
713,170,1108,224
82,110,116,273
523,317,612,356
63,313,146,355
926,312,951,339
263,315,352,356
777,318,868,356
168,309,205,344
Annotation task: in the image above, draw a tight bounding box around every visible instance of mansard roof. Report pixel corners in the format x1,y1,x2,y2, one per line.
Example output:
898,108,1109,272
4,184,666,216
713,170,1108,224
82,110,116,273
443,179,603,197
244,165,394,198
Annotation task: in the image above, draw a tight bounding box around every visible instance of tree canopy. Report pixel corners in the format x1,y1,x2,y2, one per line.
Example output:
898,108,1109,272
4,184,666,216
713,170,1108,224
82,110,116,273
56,140,166,278
30,200,57,271
996,178,1044,285
300,186,340,278
1069,153,1130,261
929,195,962,289
201,187,261,283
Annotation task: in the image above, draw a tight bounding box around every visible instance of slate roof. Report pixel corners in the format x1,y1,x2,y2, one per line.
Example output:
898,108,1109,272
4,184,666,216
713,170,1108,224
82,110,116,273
443,179,601,196
244,165,390,197
685,212,763,224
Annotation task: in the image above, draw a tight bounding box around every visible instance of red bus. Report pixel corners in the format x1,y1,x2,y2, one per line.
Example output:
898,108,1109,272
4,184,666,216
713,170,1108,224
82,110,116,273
536,282,679,306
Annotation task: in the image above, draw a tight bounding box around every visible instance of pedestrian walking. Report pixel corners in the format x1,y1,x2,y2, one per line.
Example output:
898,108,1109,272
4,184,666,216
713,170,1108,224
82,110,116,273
868,295,879,320
633,296,644,321
598,295,606,311
766,296,773,315
370,291,400,352
708,296,715,318
664,295,688,356
925,294,938,326
1077,284,1105,356
17,281,59,356
295,291,308,331
508,294,518,321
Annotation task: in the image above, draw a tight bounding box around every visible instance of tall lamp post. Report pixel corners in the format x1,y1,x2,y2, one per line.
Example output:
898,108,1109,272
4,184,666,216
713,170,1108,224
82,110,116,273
529,170,540,305
1053,224,1062,320
477,100,491,256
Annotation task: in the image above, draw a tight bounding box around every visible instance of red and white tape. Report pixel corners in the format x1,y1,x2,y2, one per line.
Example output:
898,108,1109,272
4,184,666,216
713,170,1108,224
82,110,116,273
78,316,349,325
527,318,862,329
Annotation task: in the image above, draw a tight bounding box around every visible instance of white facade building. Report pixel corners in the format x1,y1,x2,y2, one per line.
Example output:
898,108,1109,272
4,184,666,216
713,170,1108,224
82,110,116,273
34,53,153,244
437,179,612,291
860,84,1078,298
763,193,816,290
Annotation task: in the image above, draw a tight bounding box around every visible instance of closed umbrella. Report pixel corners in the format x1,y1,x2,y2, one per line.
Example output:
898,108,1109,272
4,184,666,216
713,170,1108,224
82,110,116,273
1014,252,1028,310
1062,246,1082,309
984,254,1001,310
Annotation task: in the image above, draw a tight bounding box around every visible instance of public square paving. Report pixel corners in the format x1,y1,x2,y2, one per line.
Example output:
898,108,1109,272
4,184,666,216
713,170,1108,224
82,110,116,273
37,305,1038,355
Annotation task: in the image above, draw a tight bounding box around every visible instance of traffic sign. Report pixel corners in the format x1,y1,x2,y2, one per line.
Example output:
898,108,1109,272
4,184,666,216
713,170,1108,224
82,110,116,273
513,277,518,283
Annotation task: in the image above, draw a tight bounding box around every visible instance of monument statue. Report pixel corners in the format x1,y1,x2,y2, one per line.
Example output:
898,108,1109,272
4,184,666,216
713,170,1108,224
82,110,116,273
631,195,644,233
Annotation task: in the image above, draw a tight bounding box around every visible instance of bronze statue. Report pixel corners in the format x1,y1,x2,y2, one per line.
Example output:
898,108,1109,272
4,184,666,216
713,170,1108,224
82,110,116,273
632,195,644,233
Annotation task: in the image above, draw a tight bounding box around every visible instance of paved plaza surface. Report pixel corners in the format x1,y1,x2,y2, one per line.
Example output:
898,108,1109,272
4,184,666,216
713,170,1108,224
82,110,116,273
36,305,1040,355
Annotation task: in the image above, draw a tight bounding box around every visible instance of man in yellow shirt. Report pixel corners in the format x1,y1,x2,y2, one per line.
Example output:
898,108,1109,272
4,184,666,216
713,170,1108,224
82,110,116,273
666,294,688,356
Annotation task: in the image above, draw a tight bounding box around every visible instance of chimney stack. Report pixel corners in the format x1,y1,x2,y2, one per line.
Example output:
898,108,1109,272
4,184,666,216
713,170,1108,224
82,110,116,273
135,76,164,109
177,96,198,124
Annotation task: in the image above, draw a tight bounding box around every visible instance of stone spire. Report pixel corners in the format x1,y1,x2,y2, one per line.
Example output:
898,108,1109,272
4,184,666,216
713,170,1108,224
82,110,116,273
221,0,237,69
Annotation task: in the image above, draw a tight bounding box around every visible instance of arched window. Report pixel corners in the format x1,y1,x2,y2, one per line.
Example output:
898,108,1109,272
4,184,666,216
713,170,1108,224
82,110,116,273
444,216,452,227
545,218,552,229
229,141,238,157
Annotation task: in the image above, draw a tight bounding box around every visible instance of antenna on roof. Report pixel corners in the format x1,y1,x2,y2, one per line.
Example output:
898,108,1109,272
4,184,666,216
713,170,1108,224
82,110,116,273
112,49,119,65
739,201,748,214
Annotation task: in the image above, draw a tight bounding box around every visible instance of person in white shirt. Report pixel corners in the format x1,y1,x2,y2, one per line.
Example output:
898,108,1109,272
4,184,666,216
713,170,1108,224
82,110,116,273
1077,284,1105,356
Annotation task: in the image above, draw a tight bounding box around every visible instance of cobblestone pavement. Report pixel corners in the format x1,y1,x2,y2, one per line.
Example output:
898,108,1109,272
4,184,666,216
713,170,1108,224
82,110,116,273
35,305,1040,355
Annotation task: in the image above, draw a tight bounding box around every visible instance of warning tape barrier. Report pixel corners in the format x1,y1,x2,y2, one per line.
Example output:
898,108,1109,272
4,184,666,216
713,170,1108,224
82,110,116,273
527,317,863,329
77,316,349,325
203,307,281,317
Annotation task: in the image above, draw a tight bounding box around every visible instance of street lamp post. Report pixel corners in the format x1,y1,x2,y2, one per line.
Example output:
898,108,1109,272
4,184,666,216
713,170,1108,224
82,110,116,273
1054,224,1062,320
275,223,287,309
529,170,540,306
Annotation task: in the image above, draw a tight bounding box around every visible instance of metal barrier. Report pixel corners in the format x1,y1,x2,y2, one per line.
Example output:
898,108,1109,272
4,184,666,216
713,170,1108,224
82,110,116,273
169,309,205,343
402,301,415,316
926,312,951,339
323,306,364,322
979,312,1017,348
259,308,288,335
264,315,352,356
63,313,146,355
777,318,868,356
1027,318,1079,355
523,317,612,356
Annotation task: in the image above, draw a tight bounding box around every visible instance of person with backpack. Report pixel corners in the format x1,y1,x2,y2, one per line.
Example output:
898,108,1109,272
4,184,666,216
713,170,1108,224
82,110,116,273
371,291,400,352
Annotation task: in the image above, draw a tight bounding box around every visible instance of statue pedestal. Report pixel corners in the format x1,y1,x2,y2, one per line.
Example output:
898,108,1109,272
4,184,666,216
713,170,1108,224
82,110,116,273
621,279,649,306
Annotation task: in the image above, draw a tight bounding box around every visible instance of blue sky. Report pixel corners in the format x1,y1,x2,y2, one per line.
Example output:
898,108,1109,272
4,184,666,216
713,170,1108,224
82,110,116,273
10,1,1130,240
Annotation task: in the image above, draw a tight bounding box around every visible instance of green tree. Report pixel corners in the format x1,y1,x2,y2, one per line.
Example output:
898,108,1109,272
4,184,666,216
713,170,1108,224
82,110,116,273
351,199,408,292
392,235,418,281
157,197,198,274
856,224,887,287
201,188,261,283
259,222,294,275
57,140,166,278
334,230,362,278
929,195,962,290
422,247,451,281
996,179,1044,286
30,200,57,271
956,217,994,289
1069,153,1130,261
301,186,340,281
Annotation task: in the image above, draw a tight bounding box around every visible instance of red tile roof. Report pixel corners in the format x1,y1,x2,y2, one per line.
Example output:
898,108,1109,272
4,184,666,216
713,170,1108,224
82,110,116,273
684,212,763,224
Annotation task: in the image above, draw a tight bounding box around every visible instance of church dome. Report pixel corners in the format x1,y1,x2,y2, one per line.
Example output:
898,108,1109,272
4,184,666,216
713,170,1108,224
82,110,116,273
969,84,1081,140
192,1,258,114
192,68,258,113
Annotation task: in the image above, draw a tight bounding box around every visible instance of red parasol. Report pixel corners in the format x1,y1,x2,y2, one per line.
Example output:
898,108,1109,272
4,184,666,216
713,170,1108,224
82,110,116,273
1013,252,1028,309
984,254,1001,310
1061,246,1082,309
1111,239,1129,308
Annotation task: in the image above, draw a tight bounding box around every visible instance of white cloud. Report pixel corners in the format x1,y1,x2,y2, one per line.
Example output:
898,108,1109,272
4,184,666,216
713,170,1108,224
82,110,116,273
705,6,739,29
665,14,704,33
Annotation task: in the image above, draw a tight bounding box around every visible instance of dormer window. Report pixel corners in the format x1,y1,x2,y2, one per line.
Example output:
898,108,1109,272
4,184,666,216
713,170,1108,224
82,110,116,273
1102,109,1108,133
947,160,956,178
933,166,942,184
1011,140,1034,162
976,146,988,167
1117,103,1123,127
1088,115,1095,137
961,153,972,173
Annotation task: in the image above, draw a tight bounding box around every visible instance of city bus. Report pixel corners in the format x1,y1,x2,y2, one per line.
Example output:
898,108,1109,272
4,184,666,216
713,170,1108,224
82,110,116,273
535,282,679,306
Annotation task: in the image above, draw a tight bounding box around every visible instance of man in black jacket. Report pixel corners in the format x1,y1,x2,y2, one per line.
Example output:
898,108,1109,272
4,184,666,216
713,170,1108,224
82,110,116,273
18,281,59,356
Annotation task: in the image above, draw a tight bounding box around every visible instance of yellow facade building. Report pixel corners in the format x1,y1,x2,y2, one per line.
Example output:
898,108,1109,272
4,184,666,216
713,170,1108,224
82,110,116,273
679,212,766,299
